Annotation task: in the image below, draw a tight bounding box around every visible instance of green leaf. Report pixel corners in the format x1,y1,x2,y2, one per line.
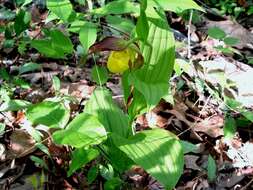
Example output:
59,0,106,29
50,29,73,54
87,166,99,184
117,128,184,190
224,37,239,46
207,155,216,182
181,140,198,154
128,21,175,107
84,87,130,138
53,113,107,147
91,0,139,16
224,116,236,139
0,123,5,136
105,15,135,34
242,111,253,123
30,155,48,170
0,99,31,111
52,76,61,92
14,9,31,36
47,0,73,22
31,29,73,58
91,65,108,85
100,164,114,180
208,27,226,40
136,10,149,41
68,20,86,33
19,62,41,75
149,0,204,13
26,101,70,128
68,148,99,176
79,22,97,55
104,177,122,190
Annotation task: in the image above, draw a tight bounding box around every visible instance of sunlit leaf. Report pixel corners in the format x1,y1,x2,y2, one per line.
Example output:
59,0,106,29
68,148,99,176
91,0,139,16
129,21,175,107
117,128,184,190
79,22,97,55
47,0,73,22
0,99,31,112
26,101,70,128
53,113,107,147
224,116,236,139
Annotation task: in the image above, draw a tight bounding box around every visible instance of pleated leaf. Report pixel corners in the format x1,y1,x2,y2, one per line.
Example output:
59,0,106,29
84,87,130,138
129,21,175,107
117,128,184,190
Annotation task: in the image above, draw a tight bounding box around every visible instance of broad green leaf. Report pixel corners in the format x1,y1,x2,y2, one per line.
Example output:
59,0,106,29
67,148,99,176
224,116,236,139
224,37,239,46
118,128,184,190
91,0,139,16
79,22,97,55
208,27,226,40
68,20,86,33
31,29,73,58
105,15,135,34
104,177,122,190
31,40,60,58
47,0,73,22
26,101,70,128
207,155,216,182
14,9,31,36
0,99,31,111
87,166,98,184
84,87,130,138
149,0,204,13
52,76,61,92
242,111,253,123
50,29,73,54
30,156,48,170
19,62,41,75
128,21,175,107
53,113,107,147
136,10,149,41
99,164,114,180
91,65,108,85
181,140,198,154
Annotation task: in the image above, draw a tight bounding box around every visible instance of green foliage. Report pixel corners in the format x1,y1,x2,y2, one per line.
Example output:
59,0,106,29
79,22,97,55
26,101,70,128
0,0,206,189
207,155,216,182
208,27,226,40
224,115,236,139
0,99,31,111
91,65,109,85
31,29,73,58
53,113,107,147
47,0,73,22
68,148,99,176
117,128,184,190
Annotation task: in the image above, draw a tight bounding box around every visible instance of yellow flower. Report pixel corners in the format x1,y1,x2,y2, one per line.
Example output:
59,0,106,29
107,49,135,74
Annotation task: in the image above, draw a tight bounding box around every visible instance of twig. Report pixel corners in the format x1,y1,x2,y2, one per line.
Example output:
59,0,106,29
187,10,193,60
